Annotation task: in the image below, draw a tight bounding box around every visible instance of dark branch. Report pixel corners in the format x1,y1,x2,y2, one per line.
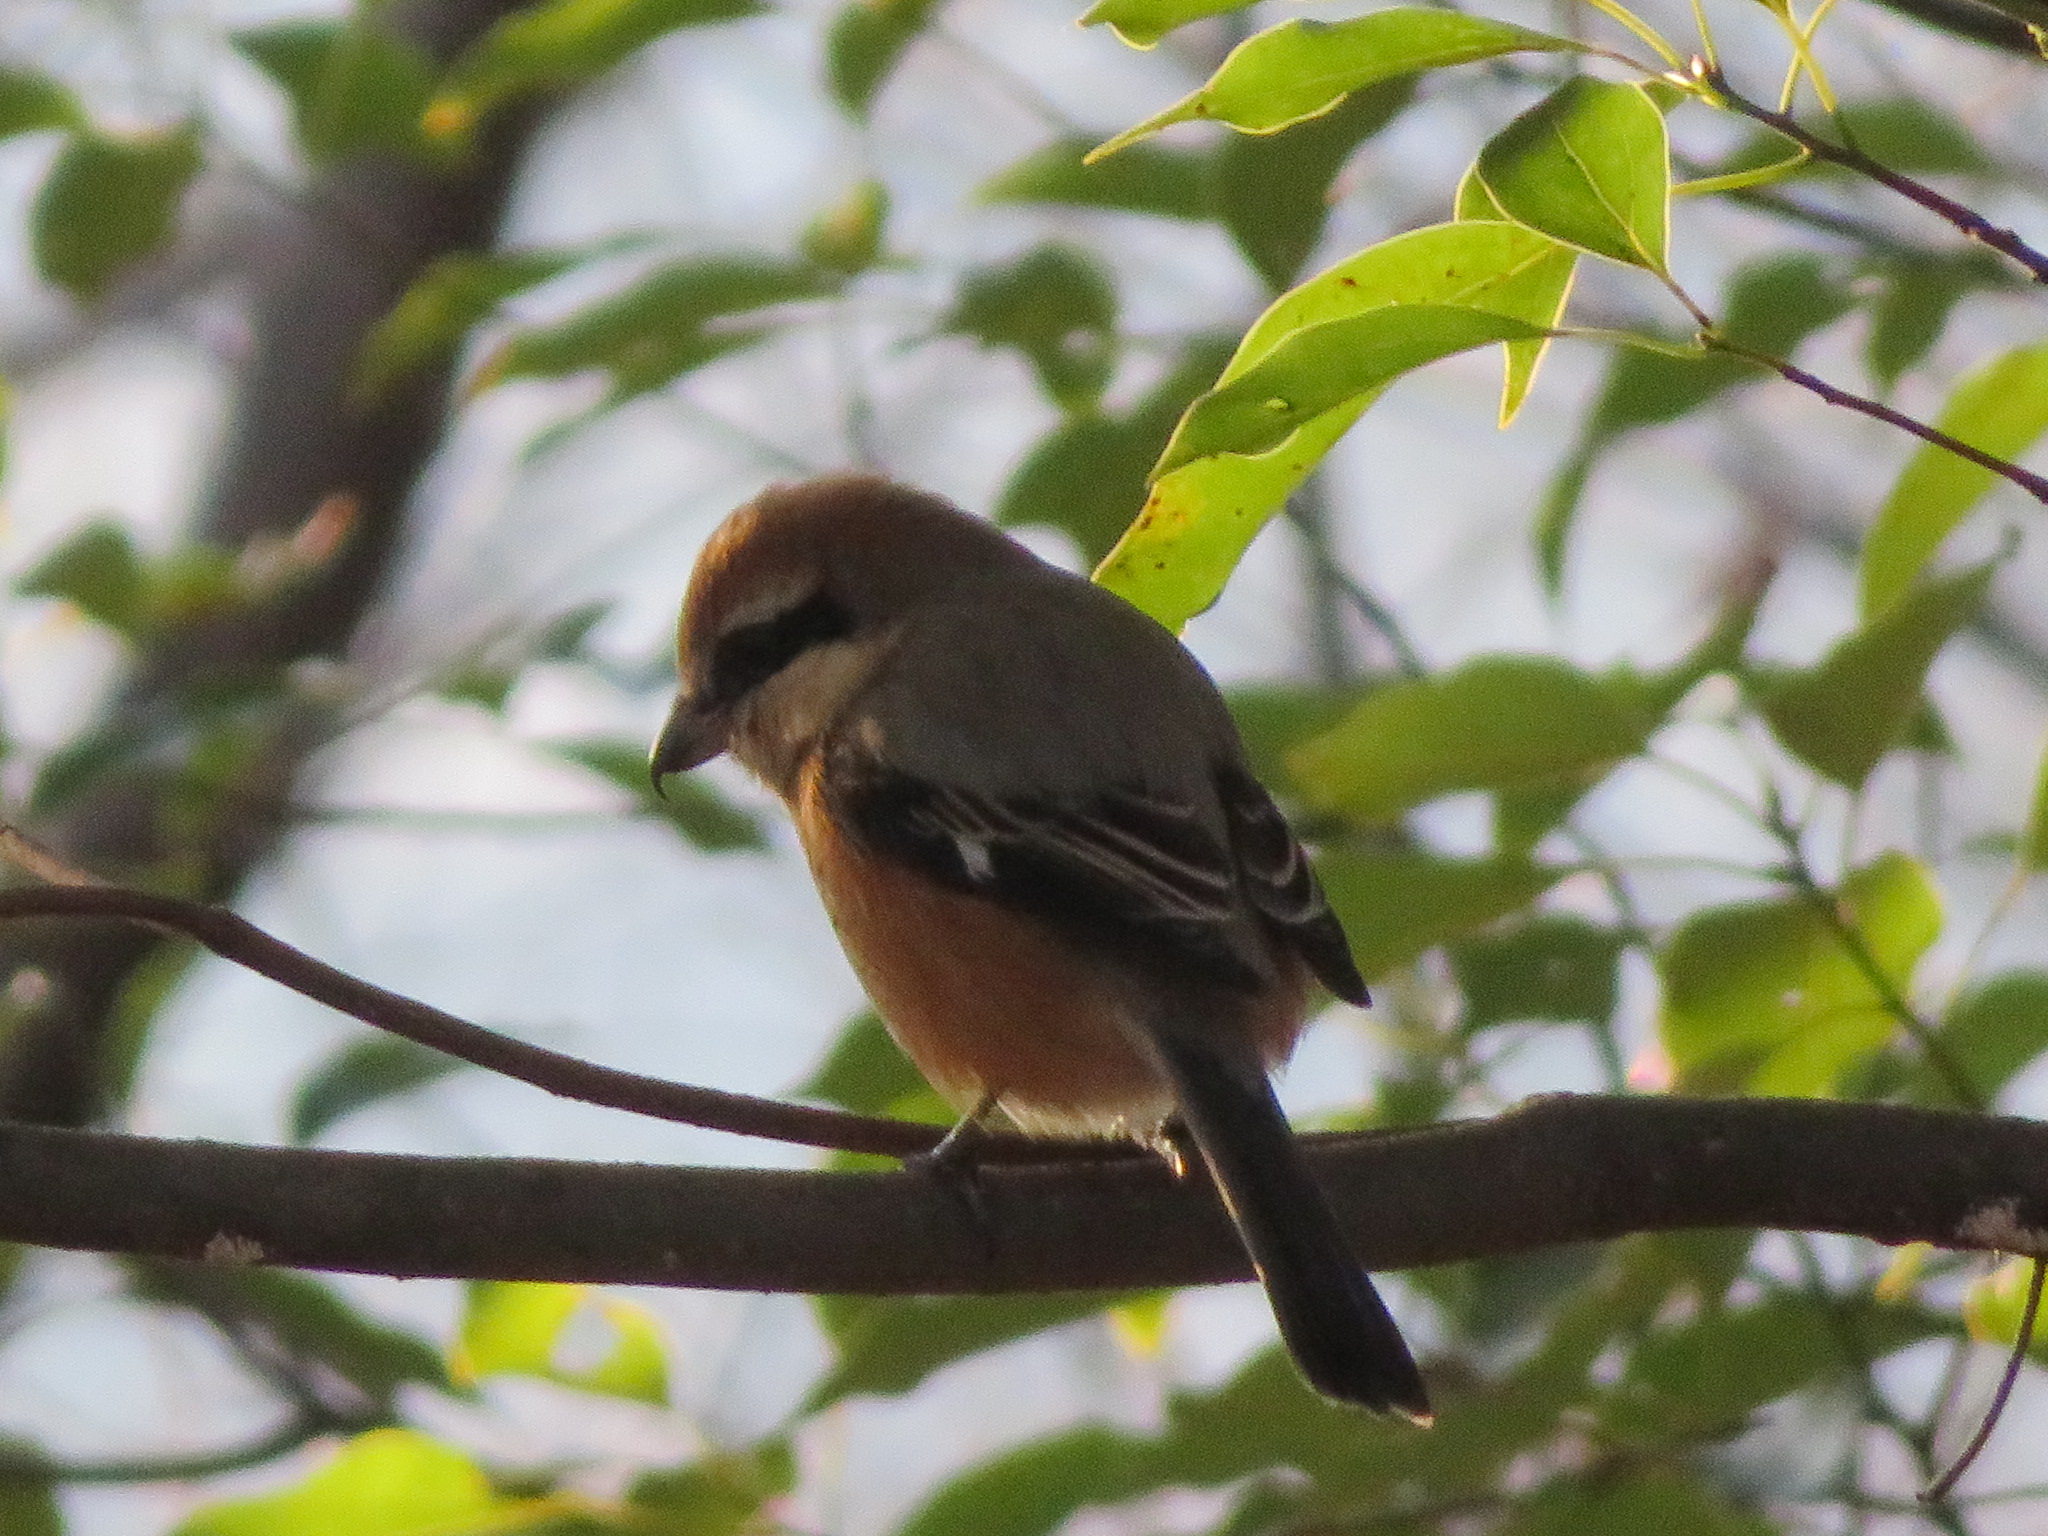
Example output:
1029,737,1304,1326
0,1098,2041,1294
0,883,1119,1163
1697,63,2048,285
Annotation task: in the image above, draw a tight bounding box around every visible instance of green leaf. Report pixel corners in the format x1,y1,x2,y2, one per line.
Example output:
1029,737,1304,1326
132,1265,450,1409
942,245,1117,413
1476,78,1669,272
996,339,1234,564
980,137,1211,221
800,179,890,276
174,1429,551,1536
290,1035,464,1142
19,520,148,638
798,1010,933,1117
1318,849,1564,980
1535,253,1850,590
233,19,436,163
1451,915,1624,1032
456,1281,669,1404
1096,220,1577,624
808,1294,1133,1411
1658,852,1941,1095
1077,0,1255,48
1454,168,1578,424
1289,656,1656,824
1862,251,2006,390
826,0,940,118
1930,970,2048,1102
1604,1293,1947,1444
1757,558,1995,788
630,1443,796,1536
1965,1258,2048,1361
0,67,83,139
431,0,767,132
553,736,767,850
1092,401,1362,628
32,125,201,301
354,247,587,402
482,256,835,402
1090,11,1583,153
1836,96,1994,177
1224,683,1360,791
0,1481,59,1536
1860,344,2048,619
1501,1472,1779,1536
1211,81,1413,290
1156,304,1541,473
2027,731,2048,872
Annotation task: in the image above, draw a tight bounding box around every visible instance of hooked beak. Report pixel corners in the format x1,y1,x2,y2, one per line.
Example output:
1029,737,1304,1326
649,692,730,794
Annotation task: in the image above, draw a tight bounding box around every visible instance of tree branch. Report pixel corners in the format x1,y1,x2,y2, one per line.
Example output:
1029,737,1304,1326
1696,63,2048,285
0,1098,2040,1294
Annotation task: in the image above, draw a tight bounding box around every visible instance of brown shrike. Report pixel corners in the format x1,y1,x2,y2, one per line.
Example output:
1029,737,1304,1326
650,474,1429,1419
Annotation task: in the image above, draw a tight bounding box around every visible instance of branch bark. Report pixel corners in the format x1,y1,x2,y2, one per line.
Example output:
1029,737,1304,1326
2,1097,2040,1294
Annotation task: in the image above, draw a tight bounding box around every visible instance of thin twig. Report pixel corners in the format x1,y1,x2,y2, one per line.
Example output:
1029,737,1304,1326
0,882,1127,1164
1701,334,2048,507
1924,1256,2046,1501
1695,62,2048,285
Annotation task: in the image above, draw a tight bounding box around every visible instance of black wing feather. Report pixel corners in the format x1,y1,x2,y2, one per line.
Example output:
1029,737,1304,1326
1217,766,1369,1005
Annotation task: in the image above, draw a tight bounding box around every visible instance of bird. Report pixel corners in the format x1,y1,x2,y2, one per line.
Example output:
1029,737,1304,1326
650,473,1429,1420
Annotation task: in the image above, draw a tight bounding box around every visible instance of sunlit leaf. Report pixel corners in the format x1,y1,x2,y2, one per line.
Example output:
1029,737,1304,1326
2027,731,2048,872
942,244,1117,413
1476,78,1669,272
1098,220,1570,624
1860,344,2048,619
1077,0,1255,47
1659,852,1941,1095
1965,1257,2048,1361
1288,656,1655,823
1155,305,1539,474
827,0,940,117
1757,558,1994,787
1094,400,1365,628
173,1428,553,1536
32,125,201,301
1454,167,1577,423
1319,849,1564,979
455,1280,669,1404
1089,11,1582,155
431,0,766,132
980,136,1211,221
290,1035,464,1143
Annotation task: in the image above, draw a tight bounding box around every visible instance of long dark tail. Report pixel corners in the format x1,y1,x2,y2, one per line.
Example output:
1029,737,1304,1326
1154,1033,1430,1421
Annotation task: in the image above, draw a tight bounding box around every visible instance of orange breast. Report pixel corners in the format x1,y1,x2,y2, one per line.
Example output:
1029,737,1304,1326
791,759,1309,1136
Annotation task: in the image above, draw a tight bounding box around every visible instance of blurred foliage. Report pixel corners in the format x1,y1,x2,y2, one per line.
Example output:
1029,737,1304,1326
2,0,2046,1529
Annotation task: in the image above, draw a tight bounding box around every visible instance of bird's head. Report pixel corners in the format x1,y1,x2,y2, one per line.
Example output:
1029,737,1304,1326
650,474,1037,794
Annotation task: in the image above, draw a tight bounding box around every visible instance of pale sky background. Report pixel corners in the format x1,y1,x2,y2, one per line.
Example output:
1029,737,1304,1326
0,0,2046,1530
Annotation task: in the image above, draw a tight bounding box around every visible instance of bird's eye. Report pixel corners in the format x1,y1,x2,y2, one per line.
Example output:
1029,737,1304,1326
710,589,854,702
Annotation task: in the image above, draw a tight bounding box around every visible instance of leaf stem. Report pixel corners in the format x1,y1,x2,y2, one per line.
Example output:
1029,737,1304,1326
1694,62,2048,285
